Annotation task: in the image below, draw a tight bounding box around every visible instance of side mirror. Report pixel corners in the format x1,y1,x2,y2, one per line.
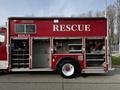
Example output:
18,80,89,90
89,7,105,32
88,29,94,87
0,34,5,43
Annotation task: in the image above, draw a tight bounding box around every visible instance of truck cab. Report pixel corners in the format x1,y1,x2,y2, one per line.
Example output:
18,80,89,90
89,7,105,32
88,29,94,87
0,27,8,70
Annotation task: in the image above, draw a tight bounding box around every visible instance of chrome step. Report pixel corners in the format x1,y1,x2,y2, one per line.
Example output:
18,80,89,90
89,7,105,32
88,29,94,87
82,67,105,73
86,66,104,69
12,68,53,72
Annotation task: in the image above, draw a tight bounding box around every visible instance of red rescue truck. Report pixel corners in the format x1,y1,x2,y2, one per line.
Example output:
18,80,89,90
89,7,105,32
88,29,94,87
0,17,111,78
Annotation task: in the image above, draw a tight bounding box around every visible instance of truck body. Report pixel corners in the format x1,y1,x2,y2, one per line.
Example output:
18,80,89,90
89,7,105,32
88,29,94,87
0,17,111,78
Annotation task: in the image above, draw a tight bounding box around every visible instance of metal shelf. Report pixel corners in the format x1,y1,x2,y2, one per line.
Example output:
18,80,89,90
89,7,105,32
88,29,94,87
12,49,29,51
11,54,29,56
12,58,29,60
86,53,105,55
12,63,29,65
69,50,82,53
86,59,104,61
11,48,29,68
68,44,83,46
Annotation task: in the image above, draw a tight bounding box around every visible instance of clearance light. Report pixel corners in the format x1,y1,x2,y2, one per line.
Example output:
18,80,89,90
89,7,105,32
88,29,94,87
53,19,59,23
52,58,55,62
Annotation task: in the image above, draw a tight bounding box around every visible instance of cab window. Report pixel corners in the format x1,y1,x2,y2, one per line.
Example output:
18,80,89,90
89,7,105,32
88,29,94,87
15,24,36,34
15,24,24,33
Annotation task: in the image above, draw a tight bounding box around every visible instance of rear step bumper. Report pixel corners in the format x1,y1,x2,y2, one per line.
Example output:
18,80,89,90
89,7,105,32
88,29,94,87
82,67,105,73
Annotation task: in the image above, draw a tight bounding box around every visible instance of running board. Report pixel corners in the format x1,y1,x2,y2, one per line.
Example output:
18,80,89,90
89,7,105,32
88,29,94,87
11,68,53,72
82,67,105,73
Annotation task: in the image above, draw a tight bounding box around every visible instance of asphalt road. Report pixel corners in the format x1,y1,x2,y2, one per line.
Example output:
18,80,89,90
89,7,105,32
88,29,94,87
0,68,120,90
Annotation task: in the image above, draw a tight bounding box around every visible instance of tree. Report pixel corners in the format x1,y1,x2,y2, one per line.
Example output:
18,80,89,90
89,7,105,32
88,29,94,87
95,11,105,17
107,4,116,45
87,11,93,17
79,11,93,17
116,0,120,52
116,0,120,38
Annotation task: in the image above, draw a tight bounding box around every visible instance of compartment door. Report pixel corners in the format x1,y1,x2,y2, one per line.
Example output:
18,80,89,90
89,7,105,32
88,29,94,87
32,38,50,68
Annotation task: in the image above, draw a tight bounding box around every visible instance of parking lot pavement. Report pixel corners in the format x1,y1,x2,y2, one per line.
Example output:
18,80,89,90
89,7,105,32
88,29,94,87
0,68,120,90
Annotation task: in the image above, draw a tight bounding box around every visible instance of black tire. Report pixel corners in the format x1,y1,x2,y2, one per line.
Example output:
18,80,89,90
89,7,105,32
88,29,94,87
0,69,8,75
59,60,78,78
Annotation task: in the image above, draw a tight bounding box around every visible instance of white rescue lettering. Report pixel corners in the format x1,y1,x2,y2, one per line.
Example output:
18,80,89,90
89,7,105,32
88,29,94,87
53,24,91,32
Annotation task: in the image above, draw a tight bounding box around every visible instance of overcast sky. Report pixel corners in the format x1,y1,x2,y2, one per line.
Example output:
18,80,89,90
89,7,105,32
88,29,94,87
0,0,116,25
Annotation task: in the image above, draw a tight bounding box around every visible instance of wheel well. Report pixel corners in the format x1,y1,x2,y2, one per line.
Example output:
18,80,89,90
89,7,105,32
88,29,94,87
57,57,80,70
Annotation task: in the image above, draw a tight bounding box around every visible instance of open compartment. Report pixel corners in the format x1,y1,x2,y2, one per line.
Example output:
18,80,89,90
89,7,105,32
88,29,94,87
53,38,83,54
85,38,105,67
32,38,50,68
10,38,29,68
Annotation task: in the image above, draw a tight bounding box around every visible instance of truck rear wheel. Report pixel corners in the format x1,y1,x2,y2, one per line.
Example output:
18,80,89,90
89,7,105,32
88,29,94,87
59,60,78,78
0,69,8,74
